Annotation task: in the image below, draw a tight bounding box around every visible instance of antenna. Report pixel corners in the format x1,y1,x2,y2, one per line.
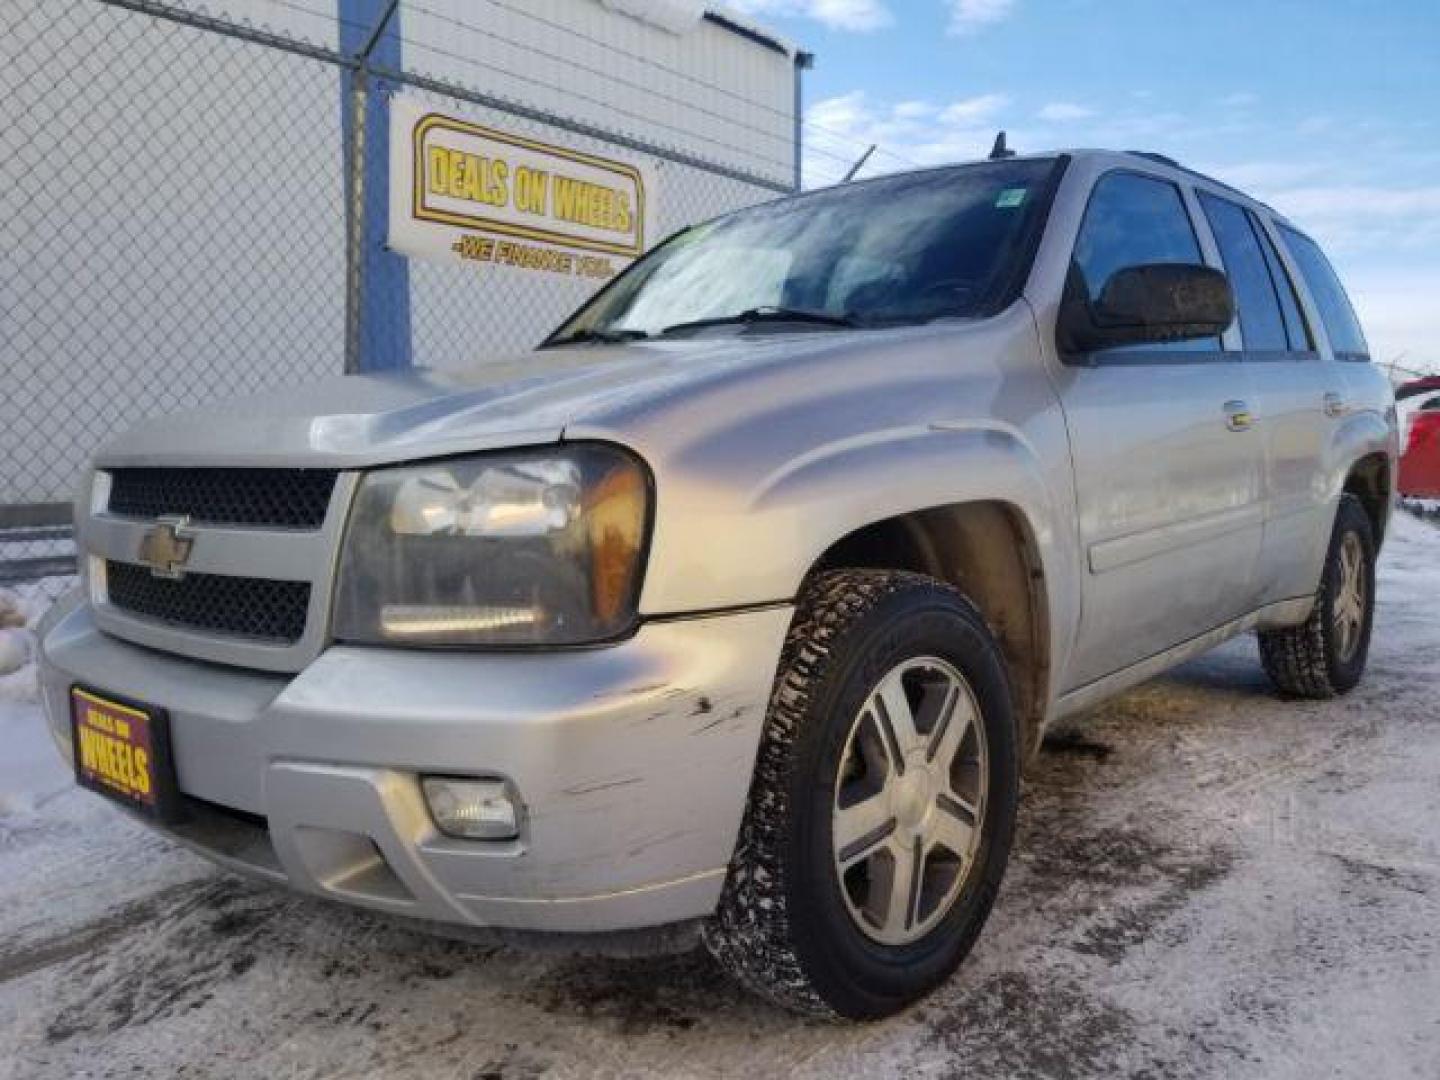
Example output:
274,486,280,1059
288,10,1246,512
843,144,877,182
988,131,1016,160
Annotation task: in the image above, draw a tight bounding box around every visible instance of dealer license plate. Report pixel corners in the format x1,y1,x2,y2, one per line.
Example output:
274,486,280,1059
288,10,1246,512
70,687,183,822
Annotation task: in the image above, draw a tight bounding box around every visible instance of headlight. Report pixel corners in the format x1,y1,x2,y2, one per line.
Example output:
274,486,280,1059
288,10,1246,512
333,444,650,646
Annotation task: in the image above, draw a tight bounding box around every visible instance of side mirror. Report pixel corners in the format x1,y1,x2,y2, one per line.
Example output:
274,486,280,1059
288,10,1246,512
1060,263,1234,354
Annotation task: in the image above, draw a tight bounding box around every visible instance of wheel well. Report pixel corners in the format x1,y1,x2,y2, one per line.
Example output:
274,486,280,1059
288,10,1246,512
810,502,1050,762
1344,453,1391,545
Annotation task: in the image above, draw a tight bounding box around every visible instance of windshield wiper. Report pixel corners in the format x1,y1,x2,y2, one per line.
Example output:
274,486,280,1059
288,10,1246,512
541,327,651,348
658,306,859,337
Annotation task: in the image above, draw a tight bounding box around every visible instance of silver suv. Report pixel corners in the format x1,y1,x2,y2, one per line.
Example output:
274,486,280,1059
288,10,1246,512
39,149,1397,1018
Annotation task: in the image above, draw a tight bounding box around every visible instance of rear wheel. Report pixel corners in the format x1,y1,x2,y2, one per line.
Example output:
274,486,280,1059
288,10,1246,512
702,569,1019,1019
1258,493,1376,698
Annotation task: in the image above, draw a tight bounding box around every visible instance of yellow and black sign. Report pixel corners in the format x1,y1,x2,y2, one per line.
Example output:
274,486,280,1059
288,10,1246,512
70,687,181,821
390,96,655,278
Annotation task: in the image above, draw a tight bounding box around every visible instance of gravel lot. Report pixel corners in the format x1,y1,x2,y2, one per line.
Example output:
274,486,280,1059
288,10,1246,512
3,510,1438,1080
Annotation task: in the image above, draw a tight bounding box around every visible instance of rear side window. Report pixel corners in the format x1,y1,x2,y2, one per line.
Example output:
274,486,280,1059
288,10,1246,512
1198,192,1287,351
1252,215,1311,350
1279,226,1370,361
1072,171,1218,354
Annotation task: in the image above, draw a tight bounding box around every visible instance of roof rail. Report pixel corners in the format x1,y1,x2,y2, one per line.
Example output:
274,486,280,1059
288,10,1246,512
1122,150,1276,211
1126,150,1180,168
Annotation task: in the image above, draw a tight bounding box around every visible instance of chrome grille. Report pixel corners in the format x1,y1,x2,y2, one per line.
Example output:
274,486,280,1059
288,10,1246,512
106,561,310,644
108,468,338,528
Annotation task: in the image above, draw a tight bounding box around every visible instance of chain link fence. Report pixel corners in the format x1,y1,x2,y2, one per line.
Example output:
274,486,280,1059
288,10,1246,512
0,0,793,609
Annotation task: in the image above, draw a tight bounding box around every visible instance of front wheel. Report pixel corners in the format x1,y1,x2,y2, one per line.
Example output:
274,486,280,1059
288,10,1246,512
702,570,1019,1019
1258,492,1376,698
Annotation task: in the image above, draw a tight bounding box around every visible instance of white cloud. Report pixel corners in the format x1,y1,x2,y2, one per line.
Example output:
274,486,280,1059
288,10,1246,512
812,0,891,29
802,89,1011,184
1036,101,1094,122
725,0,892,31
1264,184,1440,258
1197,160,1330,190
894,100,939,120
1219,92,1259,108
946,0,1017,36
807,90,871,134
1026,108,1186,148
940,93,1010,125
729,0,1019,35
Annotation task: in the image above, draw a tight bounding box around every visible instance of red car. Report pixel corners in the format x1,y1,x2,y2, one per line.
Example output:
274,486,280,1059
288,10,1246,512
1398,376,1440,499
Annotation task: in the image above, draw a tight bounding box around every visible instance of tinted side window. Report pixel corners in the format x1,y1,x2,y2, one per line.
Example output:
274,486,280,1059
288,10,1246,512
1252,214,1311,350
1072,172,1218,354
1199,193,1286,351
1279,225,1369,361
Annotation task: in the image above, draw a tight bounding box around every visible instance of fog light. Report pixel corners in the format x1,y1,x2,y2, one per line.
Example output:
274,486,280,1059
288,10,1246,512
421,777,519,840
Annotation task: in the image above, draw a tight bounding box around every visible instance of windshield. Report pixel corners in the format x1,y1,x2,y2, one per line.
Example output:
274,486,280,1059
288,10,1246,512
546,157,1061,343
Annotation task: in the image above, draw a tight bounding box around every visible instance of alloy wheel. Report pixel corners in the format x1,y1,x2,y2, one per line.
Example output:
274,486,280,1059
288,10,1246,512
831,656,988,946
1334,530,1366,662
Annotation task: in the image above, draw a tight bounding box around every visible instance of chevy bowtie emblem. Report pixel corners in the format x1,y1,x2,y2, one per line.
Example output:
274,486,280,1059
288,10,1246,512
137,516,194,579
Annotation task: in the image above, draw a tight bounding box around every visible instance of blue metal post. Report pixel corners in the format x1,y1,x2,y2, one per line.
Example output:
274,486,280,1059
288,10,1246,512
339,0,411,372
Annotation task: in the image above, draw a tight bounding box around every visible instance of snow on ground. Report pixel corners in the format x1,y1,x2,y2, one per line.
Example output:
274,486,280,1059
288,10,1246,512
0,668,59,820
2,515,1438,1080
0,584,68,815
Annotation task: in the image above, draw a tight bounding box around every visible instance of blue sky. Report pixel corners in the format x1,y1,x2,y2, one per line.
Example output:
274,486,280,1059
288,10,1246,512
730,0,1440,373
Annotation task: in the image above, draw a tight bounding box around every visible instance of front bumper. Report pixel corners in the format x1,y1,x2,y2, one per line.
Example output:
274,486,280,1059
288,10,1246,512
39,602,791,932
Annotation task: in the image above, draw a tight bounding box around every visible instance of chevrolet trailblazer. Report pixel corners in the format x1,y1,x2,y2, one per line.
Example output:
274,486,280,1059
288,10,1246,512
39,149,1397,1018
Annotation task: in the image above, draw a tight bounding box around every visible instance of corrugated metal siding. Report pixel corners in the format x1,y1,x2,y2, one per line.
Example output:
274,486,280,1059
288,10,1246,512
128,1,796,190
164,0,343,48
401,0,796,188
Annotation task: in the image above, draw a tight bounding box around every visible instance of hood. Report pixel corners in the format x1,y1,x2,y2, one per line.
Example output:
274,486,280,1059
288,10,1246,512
94,332,888,469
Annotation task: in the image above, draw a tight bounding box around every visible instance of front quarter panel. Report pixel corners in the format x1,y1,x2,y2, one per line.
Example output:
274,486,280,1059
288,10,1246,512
566,304,1081,687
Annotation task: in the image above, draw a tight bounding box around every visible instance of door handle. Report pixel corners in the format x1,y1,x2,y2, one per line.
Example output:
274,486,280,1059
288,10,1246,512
1323,391,1347,418
1223,400,1254,432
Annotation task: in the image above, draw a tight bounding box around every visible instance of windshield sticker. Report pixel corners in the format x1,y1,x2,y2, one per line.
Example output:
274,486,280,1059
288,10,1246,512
995,188,1028,209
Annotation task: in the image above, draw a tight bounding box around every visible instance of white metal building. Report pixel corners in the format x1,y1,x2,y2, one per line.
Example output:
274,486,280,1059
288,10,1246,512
0,0,804,535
